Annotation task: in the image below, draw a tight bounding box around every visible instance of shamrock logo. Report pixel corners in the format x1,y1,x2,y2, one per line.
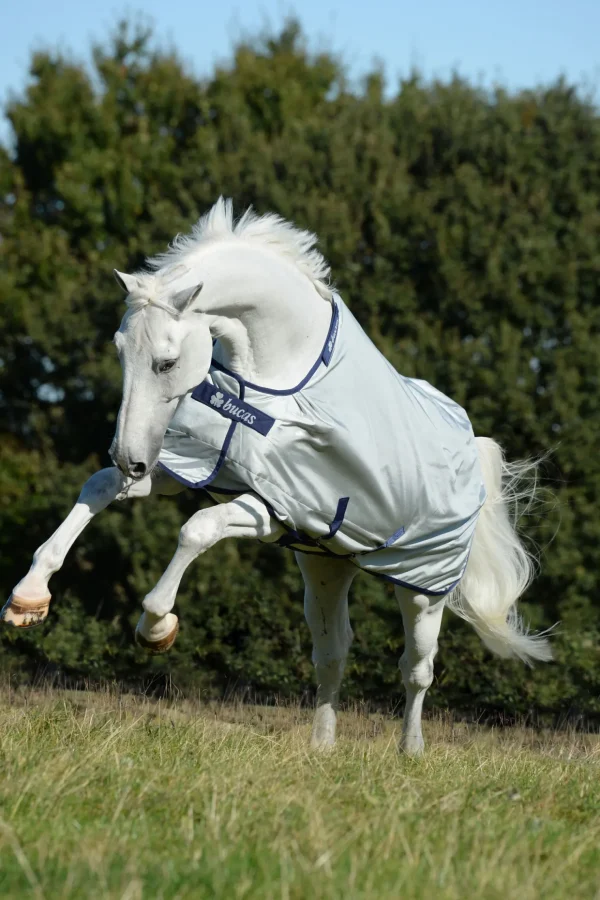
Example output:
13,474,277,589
210,391,225,408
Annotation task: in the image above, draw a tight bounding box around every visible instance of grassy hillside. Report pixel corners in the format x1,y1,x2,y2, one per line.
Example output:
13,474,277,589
0,687,598,898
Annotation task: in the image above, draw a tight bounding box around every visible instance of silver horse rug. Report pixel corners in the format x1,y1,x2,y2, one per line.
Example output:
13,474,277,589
158,294,486,596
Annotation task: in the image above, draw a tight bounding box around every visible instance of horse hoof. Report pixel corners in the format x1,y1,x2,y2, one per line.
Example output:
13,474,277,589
135,613,179,654
1,593,51,628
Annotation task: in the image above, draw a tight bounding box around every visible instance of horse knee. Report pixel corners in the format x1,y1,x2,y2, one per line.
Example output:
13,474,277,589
399,645,437,692
178,520,202,554
79,467,122,506
178,511,220,555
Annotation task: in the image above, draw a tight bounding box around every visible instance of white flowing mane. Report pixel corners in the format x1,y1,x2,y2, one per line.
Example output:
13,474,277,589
133,197,333,303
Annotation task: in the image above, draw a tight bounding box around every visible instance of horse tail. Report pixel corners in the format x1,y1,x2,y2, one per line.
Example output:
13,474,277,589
446,437,552,665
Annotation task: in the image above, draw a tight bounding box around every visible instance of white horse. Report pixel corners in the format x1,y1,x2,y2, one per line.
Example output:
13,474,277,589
2,199,552,754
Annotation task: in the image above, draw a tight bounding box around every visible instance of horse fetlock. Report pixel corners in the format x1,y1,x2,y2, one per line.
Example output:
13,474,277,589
12,567,52,601
31,545,64,579
400,731,425,757
311,703,337,750
142,590,174,618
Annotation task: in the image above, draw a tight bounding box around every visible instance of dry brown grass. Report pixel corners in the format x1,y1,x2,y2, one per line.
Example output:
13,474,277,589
0,685,598,899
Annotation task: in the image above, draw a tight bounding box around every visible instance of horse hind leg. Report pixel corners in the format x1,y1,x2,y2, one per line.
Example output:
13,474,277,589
395,587,446,756
296,553,357,750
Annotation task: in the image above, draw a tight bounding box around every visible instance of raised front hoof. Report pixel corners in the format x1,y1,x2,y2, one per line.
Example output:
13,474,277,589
135,613,179,654
1,594,51,628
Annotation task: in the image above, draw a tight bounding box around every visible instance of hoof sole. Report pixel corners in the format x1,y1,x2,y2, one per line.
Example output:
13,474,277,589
1,594,51,628
135,616,179,654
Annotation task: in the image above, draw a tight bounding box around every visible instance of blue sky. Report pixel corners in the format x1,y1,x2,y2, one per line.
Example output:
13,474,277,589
2,0,598,127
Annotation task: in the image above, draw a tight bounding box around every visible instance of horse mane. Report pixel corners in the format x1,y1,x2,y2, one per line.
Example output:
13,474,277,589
142,197,333,300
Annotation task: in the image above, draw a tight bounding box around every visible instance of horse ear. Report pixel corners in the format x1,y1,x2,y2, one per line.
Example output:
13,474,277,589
113,270,140,294
171,282,204,315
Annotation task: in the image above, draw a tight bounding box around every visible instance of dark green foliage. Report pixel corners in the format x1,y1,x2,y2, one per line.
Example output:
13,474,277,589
1,21,598,716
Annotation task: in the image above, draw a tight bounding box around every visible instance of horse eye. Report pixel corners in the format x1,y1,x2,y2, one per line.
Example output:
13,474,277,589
158,359,177,374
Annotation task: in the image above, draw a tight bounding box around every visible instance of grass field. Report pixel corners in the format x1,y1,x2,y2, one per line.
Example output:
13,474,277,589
0,687,598,899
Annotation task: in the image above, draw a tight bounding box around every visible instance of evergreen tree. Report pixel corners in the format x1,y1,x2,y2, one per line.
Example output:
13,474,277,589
1,21,598,717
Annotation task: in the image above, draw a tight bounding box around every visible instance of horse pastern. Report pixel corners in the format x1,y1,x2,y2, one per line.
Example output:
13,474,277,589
310,732,336,751
399,734,425,757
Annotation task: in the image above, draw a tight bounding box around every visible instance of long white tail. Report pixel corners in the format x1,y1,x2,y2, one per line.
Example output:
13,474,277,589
446,437,552,665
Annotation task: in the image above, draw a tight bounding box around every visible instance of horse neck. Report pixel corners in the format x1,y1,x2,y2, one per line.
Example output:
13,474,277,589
197,243,333,390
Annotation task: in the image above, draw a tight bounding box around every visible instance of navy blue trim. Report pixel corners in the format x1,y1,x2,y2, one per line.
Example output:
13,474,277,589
321,304,340,366
211,299,340,396
376,525,406,550
157,375,249,490
274,494,349,551
156,419,236,488
191,381,275,436
374,572,462,597
277,532,314,549
156,461,192,487
165,301,340,490
204,485,246,495
259,498,314,549
157,461,194,488
321,497,349,539
287,546,354,558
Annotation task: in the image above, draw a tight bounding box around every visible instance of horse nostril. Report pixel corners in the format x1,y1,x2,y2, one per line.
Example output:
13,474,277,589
130,461,147,478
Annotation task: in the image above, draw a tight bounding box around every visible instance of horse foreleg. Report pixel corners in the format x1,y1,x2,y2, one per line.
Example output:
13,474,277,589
1,467,168,627
296,553,357,750
136,493,282,653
